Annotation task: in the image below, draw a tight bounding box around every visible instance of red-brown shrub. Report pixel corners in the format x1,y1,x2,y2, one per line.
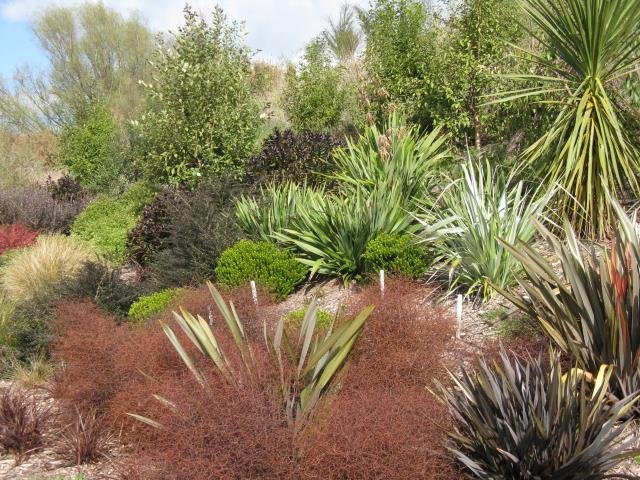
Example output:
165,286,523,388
0,223,39,255
53,279,461,479
299,278,460,479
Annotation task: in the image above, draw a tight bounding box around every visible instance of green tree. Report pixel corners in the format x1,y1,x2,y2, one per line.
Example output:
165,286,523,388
362,0,438,127
134,6,260,186
436,0,522,148
501,0,640,237
283,38,349,132
0,2,154,129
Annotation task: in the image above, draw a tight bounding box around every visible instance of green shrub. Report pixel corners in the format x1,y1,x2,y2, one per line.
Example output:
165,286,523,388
215,240,307,298
58,103,126,193
285,306,333,330
436,350,639,479
71,183,155,263
128,288,184,322
363,233,428,279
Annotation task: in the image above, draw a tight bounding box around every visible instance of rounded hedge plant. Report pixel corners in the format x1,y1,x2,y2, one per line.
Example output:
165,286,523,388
215,240,307,299
363,233,428,279
128,288,185,323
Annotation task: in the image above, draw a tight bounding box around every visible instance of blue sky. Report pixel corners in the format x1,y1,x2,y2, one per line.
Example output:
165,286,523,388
0,0,368,81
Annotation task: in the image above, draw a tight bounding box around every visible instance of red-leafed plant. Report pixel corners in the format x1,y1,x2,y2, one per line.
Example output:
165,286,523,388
0,223,40,255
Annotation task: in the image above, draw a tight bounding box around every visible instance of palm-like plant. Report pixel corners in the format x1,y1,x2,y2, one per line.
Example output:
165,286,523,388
131,282,373,431
501,199,640,399
500,0,640,237
323,4,361,64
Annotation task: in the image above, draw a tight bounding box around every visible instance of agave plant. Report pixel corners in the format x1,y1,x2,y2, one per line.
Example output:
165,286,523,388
420,158,553,301
497,0,640,237
131,282,373,431
436,350,639,479
501,199,640,399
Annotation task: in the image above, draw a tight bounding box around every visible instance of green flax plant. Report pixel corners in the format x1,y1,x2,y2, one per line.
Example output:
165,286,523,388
419,159,553,301
235,182,324,243
235,113,450,281
501,199,640,400
436,349,639,479
495,0,640,237
131,282,373,431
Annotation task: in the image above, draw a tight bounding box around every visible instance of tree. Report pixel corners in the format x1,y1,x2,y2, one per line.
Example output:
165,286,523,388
283,38,349,132
501,0,640,237
361,0,438,128
134,6,261,186
0,2,154,129
323,4,362,64
58,103,127,193
437,0,522,148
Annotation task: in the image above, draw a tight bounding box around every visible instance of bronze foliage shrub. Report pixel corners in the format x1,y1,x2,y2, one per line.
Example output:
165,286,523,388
52,280,459,479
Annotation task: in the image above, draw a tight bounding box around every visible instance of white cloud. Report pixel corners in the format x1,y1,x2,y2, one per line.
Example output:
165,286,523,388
0,0,367,61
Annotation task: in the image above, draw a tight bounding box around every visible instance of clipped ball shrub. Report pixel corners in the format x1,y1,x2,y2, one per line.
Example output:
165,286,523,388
71,183,156,263
0,235,93,304
363,233,428,279
215,240,307,298
128,288,185,323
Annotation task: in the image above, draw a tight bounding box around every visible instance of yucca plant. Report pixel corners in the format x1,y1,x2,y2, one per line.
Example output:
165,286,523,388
501,199,640,399
421,159,553,301
131,282,373,431
436,350,639,479
497,0,640,237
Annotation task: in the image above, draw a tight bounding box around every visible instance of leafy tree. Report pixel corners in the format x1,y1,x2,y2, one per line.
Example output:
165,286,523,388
134,6,260,186
0,2,154,129
361,0,438,127
435,0,523,148
283,38,349,132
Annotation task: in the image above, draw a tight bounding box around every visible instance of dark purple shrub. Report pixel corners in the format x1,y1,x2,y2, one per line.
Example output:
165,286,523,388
245,128,345,186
